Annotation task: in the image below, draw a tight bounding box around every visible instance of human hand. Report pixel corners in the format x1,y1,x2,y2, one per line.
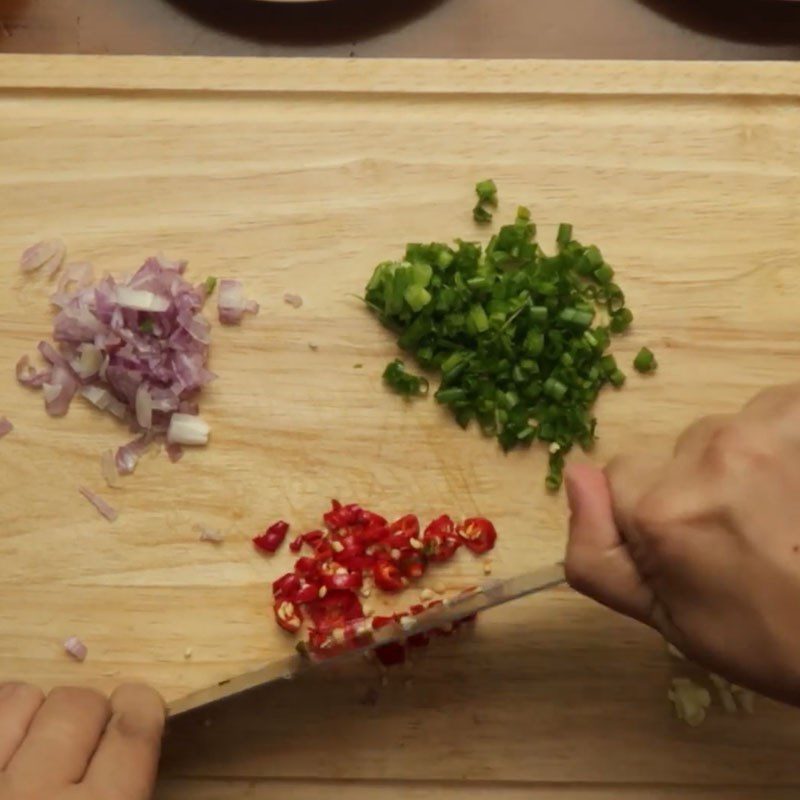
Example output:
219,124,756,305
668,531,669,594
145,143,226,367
0,682,164,800
564,383,800,706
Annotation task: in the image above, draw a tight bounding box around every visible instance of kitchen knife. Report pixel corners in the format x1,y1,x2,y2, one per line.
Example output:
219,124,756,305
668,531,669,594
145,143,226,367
168,561,565,717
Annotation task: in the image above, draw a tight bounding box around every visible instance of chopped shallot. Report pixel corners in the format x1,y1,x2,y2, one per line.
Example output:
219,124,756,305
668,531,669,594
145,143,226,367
115,436,150,476
79,486,118,522
167,413,210,446
218,279,259,325
0,417,12,439
283,292,303,309
101,449,120,489
63,636,88,662
195,523,224,544
20,238,66,276
166,442,184,463
17,250,217,466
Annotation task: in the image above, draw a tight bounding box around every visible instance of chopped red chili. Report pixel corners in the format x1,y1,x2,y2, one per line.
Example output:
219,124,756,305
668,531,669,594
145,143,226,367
307,589,364,633
262,502,498,666
422,515,461,562
372,559,404,592
274,599,303,633
253,520,290,554
457,517,497,555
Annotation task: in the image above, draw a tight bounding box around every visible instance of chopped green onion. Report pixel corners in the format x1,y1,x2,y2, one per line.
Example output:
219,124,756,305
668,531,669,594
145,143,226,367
473,179,498,224
383,359,429,397
203,276,218,295
633,346,657,373
365,186,649,490
139,317,154,334
556,223,573,247
475,179,498,205
404,284,432,312
473,204,493,224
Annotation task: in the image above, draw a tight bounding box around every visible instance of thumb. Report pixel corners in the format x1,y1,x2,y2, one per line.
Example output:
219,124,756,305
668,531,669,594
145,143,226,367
564,462,655,626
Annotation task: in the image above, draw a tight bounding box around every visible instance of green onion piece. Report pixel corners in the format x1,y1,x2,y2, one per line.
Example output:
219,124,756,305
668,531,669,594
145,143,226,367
544,377,568,401
473,204,493,224
609,369,626,387
594,264,614,285
139,317,154,334
383,359,429,397
556,223,573,247
404,284,432,312
203,276,217,294
529,306,548,324
436,387,467,405
468,304,490,334
633,347,657,373
609,307,634,333
516,205,531,221
475,179,498,205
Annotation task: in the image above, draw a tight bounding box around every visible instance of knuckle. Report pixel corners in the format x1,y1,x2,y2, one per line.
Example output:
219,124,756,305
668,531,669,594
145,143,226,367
111,683,165,739
631,492,677,540
564,548,596,596
702,423,770,474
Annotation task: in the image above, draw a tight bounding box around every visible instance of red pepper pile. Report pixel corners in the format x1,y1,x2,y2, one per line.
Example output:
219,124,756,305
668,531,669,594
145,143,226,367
254,501,497,665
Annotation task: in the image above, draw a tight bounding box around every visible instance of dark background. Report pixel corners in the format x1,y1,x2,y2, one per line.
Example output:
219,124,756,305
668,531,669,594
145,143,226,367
1,0,799,59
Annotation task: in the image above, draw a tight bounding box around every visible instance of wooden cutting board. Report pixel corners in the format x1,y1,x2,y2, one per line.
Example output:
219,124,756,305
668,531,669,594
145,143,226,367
0,57,799,771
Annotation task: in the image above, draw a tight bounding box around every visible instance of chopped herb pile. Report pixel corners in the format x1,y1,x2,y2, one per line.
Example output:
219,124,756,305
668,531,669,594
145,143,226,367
366,191,650,490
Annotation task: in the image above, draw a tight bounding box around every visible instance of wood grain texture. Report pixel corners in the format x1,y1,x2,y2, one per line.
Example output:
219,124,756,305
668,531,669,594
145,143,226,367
0,58,799,795
155,780,800,800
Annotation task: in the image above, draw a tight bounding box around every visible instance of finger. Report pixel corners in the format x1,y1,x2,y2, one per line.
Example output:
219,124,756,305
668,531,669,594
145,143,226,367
7,686,110,788
83,683,165,800
673,414,732,460
564,462,656,625
0,683,45,770
742,382,800,416
604,453,663,541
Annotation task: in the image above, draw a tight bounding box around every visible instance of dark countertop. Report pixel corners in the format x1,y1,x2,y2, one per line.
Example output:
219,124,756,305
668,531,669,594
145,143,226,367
1,0,799,59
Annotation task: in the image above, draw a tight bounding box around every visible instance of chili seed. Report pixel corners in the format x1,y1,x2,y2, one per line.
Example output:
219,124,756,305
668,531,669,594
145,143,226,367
410,538,423,550
319,586,328,598
390,548,401,560
420,588,435,601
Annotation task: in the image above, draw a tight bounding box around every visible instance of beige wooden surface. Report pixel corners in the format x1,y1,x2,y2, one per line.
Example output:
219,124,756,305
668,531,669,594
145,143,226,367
0,57,799,798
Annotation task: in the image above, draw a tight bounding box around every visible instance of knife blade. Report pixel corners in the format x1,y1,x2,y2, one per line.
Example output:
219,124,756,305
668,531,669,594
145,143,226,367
168,561,565,717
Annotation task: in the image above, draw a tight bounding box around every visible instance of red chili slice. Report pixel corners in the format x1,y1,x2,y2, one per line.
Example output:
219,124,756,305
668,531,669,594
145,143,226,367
422,515,461,562
388,514,420,545
372,560,404,592
396,550,426,580
294,556,319,577
323,570,364,592
289,535,304,553
306,589,363,633
294,582,321,604
457,517,497,555
253,520,290,554
274,599,303,633
272,572,301,600
311,538,334,561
